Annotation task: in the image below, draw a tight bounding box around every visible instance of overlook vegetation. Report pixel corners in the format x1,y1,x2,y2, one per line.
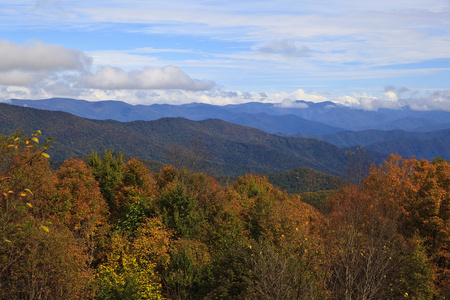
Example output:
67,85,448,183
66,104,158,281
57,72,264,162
1,130,449,299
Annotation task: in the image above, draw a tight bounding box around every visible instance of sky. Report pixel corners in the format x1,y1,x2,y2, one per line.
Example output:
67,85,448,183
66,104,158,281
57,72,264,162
1,0,450,110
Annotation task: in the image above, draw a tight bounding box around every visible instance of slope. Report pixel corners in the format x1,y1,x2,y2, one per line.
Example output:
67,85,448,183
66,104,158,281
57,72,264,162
0,103,362,176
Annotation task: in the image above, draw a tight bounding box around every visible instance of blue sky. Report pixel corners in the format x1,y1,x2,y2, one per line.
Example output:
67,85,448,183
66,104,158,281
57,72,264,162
1,0,450,110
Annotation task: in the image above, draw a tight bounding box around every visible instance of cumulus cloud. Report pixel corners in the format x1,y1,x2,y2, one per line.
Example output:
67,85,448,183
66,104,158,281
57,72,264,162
80,65,215,91
0,40,89,71
0,40,215,93
258,39,310,57
0,40,90,86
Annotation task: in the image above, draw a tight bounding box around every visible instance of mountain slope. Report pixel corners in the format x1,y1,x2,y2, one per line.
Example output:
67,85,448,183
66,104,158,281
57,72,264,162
0,103,365,176
265,166,346,194
365,137,450,161
8,98,450,133
298,129,450,148
8,98,343,135
297,129,450,160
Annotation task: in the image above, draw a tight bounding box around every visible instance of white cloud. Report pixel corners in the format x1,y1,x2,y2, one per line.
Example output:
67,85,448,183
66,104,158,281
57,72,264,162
0,40,89,71
276,99,309,108
407,91,450,111
81,65,215,91
333,92,403,111
0,40,215,92
0,40,90,86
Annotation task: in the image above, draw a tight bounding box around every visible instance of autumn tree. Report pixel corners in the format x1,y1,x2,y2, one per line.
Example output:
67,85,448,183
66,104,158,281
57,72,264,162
54,158,109,266
363,155,449,298
326,184,408,299
220,175,327,299
0,131,93,299
95,217,170,300
114,158,158,232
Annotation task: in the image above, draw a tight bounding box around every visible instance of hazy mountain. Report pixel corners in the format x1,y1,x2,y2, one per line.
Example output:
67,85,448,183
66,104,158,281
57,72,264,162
365,137,450,161
0,103,374,176
298,129,450,160
298,129,450,147
8,98,343,135
8,98,450,134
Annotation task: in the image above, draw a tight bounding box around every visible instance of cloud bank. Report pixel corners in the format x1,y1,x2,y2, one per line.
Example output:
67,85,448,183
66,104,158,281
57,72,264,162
0,40,214,91
0,40,89,86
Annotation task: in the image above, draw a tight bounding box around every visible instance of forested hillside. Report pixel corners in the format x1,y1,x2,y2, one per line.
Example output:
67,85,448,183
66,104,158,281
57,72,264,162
0,103,370,176
266,166,346,193
299,129,450,160
1,131,449,299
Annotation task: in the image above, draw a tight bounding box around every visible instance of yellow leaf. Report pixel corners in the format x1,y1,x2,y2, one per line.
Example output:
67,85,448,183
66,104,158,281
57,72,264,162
26,203,32,208
25,189,33,195
31,137,39,143
41,226,49,232
4,238,11,243
41,152,50,158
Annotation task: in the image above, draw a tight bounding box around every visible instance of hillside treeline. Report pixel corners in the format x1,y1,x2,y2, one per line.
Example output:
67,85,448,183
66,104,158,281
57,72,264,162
1,131,449,299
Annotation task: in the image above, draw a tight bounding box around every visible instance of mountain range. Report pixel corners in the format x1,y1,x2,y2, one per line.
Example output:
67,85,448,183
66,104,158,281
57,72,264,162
5,97,450,161
1,102,373,177
7,97,450,132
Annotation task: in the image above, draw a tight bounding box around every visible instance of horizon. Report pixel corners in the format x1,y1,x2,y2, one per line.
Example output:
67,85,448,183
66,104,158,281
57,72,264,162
1,1,450,111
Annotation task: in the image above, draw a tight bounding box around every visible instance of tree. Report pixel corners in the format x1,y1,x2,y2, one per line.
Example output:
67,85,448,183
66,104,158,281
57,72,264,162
0,131,93,299
94,217,170,300
114,158,158,232
326,185,406,299
363,155,449,298
54,158,109,266
87,150,124,212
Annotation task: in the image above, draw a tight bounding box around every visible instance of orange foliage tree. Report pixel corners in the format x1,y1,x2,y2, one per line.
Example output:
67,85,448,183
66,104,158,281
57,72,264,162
363,155,450,298
54,158,109,266
0,132,93,299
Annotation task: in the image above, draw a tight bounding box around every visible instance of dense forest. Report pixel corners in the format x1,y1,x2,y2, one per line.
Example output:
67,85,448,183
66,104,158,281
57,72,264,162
1,130,449,299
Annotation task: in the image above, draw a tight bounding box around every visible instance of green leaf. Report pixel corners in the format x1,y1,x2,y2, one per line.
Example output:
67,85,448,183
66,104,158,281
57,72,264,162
41,226,49,232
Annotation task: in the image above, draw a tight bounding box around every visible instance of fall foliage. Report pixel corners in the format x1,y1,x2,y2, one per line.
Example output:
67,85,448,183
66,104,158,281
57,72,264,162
1,131,449,299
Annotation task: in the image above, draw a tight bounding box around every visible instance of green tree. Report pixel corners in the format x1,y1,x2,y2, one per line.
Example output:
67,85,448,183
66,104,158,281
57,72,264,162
87,150,124,212
114,158,158,232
